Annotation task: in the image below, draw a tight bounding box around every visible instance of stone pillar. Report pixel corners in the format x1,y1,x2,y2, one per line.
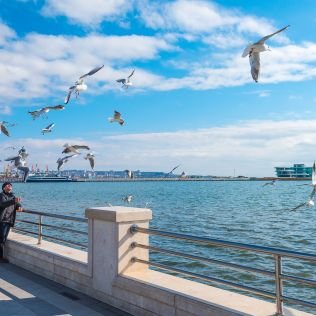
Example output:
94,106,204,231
85,206,152,295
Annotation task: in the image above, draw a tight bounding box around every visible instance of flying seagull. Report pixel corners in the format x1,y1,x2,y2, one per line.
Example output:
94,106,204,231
117,69,135,89
42,123,55,135
28,107,50,120
125,169,134,179
57,154,78,171
0,121,10,137
242,25,290,82
5,146,29,182
64,65,104,104
290,162,316,211
263,179,276,187
165,164,181,178
122,195,133,203
108,111,124,125
84,153,95,170
62,144,90,154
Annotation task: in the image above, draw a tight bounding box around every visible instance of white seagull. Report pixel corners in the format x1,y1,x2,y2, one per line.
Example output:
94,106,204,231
125,169,134,179
242,25,290,82
62,144,90,154
108,111,124,125
64,65,104,104
28,107,50,120
84,153,95,170
290,162,316,211
117,69,135,89
5,147,29,182
57,154,78,171
122,195,133,203
42,123,55,135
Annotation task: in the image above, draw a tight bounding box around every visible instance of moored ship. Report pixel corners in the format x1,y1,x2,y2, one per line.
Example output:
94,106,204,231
26,173,77,182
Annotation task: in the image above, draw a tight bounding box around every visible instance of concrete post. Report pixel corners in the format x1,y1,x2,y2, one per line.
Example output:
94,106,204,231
85,206,152,296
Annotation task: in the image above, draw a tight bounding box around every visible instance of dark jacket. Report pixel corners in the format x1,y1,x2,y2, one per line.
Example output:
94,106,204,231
0,191,21,227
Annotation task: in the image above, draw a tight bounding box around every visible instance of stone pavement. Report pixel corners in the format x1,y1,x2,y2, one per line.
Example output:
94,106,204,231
0,263,132,316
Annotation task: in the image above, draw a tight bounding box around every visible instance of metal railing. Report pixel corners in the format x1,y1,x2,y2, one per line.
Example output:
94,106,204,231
130,225,316,315
14,210,88,248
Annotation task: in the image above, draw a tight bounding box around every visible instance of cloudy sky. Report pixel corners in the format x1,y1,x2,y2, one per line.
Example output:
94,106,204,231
1,0,316,176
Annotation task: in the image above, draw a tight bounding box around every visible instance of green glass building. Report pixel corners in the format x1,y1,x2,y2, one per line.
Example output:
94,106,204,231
275,164,312,178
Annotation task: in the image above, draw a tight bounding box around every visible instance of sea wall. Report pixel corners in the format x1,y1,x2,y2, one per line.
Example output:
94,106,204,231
6,206,312,316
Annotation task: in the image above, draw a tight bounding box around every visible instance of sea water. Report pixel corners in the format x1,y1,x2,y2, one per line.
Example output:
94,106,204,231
13,181,316,311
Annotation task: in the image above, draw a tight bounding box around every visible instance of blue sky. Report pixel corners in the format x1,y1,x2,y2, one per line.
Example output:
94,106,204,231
1,0,316,176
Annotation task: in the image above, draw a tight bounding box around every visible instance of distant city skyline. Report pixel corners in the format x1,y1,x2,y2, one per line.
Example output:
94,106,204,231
2,1,316,176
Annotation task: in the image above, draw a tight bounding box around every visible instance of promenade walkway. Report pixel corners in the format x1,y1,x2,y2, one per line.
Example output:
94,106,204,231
0,263,131,316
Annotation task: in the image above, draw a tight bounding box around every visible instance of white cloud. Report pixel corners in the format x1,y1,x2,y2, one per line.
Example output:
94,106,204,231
3,119,316,176
138,0,289,44
42,0,131,27
0,29,173,100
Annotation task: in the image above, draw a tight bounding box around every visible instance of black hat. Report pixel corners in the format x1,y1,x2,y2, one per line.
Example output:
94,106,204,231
2,182,12,190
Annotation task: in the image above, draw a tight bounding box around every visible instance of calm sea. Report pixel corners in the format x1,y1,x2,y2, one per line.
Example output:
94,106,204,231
12,181,316,312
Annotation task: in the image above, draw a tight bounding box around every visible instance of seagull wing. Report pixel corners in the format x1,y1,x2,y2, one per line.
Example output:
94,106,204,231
249,52,260,82
114,111,121,119
128,69,135,78
46,123,55,130
312,161,316,186
64,89,73,104
309,187,316,200
4,155,19,162
255,25,290,45
1,124,10,137
89,157,94,169
79,65,104,79
290,202,306,212
116,79,126,83
73,145,90,151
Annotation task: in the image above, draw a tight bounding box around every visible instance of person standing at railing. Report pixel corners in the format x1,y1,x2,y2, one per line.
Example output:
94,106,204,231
0,182,23,263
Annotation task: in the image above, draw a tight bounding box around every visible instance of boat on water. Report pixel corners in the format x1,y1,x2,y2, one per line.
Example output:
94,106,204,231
26,173,77,182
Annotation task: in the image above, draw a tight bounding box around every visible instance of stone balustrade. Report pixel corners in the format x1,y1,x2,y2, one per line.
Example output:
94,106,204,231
5,206,313,316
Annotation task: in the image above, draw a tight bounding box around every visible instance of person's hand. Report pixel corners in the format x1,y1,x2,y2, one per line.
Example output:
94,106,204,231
17,207,23,212
15,197,22,203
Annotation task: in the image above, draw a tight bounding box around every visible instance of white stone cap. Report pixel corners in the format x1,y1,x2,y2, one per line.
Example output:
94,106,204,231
85,206,152,223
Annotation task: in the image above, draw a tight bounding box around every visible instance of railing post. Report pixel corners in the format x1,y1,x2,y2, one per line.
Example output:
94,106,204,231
274,255,283,316
85,206,152,295
37,215,42,245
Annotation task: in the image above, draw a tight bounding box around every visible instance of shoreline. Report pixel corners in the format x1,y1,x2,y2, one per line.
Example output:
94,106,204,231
0,177,312,183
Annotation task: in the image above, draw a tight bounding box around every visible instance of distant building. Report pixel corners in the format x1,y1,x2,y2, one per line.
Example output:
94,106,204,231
275,164,312,178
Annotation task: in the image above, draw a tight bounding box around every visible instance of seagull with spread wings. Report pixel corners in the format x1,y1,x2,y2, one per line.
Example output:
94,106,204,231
242,25,290,82
108,111,124,125
64,65,104,104
84,153,95,170
42,123,55,135
117,69,135,89
28,107,50,120
290,162,316,211
62,144,90,154
57,154,78,171
5,147,29,182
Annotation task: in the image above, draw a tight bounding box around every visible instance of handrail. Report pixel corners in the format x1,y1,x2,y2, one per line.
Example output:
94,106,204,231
14,209,87,248
131,225,316,315
23,209,88,223
130,225,316,262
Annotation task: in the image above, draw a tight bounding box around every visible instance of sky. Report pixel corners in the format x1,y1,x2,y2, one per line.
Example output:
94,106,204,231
1,0,316,176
